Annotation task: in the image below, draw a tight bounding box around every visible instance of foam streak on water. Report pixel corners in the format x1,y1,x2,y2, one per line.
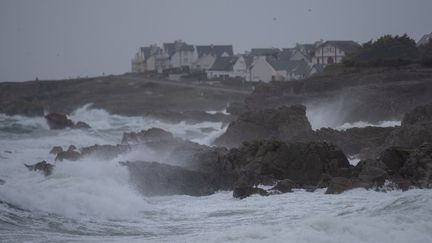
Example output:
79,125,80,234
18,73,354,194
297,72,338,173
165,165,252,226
0,105,431,242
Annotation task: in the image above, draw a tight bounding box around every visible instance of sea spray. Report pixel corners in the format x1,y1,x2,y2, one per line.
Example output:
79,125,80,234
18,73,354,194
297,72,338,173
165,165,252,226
1,105,432,242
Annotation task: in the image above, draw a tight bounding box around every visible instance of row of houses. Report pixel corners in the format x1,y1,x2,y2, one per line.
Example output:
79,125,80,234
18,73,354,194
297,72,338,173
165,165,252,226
131,40,361,82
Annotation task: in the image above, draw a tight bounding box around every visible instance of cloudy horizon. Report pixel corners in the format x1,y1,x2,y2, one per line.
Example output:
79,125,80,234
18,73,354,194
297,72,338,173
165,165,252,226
1,0,431,82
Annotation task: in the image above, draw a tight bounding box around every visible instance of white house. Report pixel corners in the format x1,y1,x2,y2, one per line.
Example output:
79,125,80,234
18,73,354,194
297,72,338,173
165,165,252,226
249,56,311,82
131,45,161,73
249,56,282,82
156,40,197,72
313,41,360,65
193,45,233,71
206,55,253,80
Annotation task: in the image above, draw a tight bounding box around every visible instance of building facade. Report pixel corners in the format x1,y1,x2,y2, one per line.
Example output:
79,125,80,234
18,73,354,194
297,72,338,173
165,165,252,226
313,41,360,65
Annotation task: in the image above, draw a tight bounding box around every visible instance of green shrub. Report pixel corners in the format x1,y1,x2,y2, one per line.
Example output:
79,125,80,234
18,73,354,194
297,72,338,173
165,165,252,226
344,34,419,67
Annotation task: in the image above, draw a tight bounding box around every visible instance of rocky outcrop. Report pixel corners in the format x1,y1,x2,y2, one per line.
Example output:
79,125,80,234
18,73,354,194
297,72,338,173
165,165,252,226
55,145,81,161
226,102,247,116
191,140,351,196
71,121,91,129
402,103,432,126
315,126,396,158
325,177,353,194
44,113,91,130
45,113,75,129
399,143,432,188
324,143,432,194
271,179,297,193
373,103,432,154
121,161,215,196
314,103,432,159
378,147,412,175
228,140,350,187
49,146,63,155
80,144,131,160
233,186,269,199
24,161,54,176
214,105,313,147
121,128,174,144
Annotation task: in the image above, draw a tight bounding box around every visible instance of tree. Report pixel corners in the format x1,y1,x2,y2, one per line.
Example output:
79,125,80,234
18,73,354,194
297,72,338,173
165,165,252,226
343,34,419,67
418,39,432,67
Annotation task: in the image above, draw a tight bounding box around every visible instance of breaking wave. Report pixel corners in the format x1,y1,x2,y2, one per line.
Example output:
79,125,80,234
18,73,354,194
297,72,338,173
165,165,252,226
1,105,431,242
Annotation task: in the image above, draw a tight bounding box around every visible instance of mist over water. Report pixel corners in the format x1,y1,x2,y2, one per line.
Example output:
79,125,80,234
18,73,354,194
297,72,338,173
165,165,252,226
0,106,430,242
305,101,401,130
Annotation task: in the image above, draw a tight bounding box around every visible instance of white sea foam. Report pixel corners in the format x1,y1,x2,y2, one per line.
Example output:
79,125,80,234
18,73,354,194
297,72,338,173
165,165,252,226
337,120,401,130
1,106,431,242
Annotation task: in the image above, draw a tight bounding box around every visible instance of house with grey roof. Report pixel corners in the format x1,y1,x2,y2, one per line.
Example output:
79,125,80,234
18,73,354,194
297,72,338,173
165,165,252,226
192,45,234,71
249,56,312,82
249,48,281,57
206,55,251,80
131,44,162,73
313,40,360,65
156,40,197,72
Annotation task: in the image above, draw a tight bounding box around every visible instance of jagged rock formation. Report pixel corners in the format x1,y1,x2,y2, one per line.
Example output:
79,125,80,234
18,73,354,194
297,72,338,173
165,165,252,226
121,128,174,144
214,105,313,147
121,161,215,196
314,126,396,158
24,161,54,176
44,113,91,130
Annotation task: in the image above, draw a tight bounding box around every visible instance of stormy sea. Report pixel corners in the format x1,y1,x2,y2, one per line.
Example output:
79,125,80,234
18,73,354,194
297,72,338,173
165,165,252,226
1,105,432,243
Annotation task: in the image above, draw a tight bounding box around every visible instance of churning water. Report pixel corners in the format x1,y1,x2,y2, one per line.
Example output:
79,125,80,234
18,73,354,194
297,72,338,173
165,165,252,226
1,106,431,243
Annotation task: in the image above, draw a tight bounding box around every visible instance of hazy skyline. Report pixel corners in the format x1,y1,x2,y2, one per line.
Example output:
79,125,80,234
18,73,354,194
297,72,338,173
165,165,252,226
1,0,431,82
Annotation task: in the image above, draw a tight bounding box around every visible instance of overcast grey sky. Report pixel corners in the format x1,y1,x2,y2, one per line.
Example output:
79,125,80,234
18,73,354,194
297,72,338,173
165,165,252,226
0,0,431,82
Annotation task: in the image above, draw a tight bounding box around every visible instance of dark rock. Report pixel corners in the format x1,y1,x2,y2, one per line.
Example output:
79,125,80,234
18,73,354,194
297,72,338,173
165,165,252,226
121,128,174,144
402,103,432,126
55,146,81,161
314,126,396,158
384,123,432,149
45,113,75,129
325,177,353,194
226,102,246,115
218,140,350,188
374,104,432,154
214,105,313,147
271,179,296,193
378,147,412,175
316,173,333,189
72,121,91,129
49,146,63,155
80,144,131,160
358,165,388,187
0,179,5,185
399,143,432,188
121,161,215,196
233,186,269,199
24,160,54,176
